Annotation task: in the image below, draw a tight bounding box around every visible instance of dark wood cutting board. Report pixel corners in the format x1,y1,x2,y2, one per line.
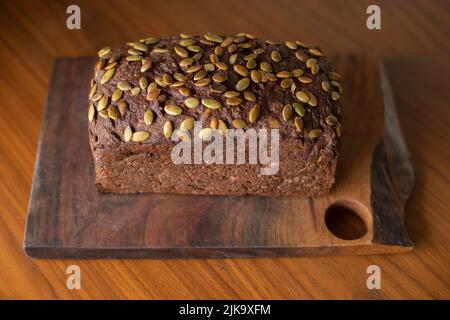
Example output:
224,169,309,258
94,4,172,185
24,55,414,259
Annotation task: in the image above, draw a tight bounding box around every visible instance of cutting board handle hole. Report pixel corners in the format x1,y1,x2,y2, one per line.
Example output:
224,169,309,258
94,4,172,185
325,201,368,240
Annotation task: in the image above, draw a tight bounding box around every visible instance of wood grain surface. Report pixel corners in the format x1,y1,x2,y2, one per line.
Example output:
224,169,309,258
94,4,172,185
0,0,449,299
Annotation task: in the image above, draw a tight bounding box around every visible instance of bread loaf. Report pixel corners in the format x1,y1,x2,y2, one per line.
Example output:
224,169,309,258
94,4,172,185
88,33,342,196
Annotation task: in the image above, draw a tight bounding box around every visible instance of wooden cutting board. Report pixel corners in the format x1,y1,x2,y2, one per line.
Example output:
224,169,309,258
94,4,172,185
24,55,414,259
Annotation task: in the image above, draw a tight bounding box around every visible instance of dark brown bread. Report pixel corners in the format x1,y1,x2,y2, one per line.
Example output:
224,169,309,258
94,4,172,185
88,33,342,196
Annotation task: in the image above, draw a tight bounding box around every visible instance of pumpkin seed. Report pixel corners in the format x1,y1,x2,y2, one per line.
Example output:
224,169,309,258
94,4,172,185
249,104,260,123
174,46,188,57
215,62,228,70
276,71,291,78
146,88,160,101
164,121,173,138
98,110,109,118
281,104,292,121
218,119,228,135
97,95,109,111
260,61,272,72
95,59,105,71
197,55,206,64
179,33,192,39
233,119,247,129
194,70,208,81
234,64,248,77
285,41,297,50
186,65,203,73
98,46,111,58
269,117,280,128
321,80,330,92
292,69,304,77
179,87,191,96
266,73,277,81
164,105,182,115
244,90,256,101
281,78,293,89
212,72,228,83
173,72,186,81
246,59,257,69
221,37,234,47
131,87,140,95
244,53,257,61
311,64,320,75
91,93,103,102
250,70,261,83
126,55,142,61
100,68,115,84
124,126,133,142
88,103,95,121
117,81,131,91
199,128,213,140
294,117,303,132
309,48,323,56
128,49,142,56
336,122,342,137
308,93,318,106
328,72,341,81
331,91,340,101
144,110,154,125
204,63,215,72
118,101,127,114
296,90,309,103
140,59,152,72
179,57,193,67
180,39,196,47
163,73,173,85
204,33,223,43
88,83,97,99
295,50,307,62
298,76,312,84
229,53,238,64
195,78,211,87
214,46,223,56
144,37,159,44
187,45,202,53
184,97,200,109
139,77,149,90
202,98,222,109
108,105,120,120
152,48,169,53
111,89,122,101
271,50,281,62
209,83,226,93
306,58,317,68
224,91,240,98
210,53,219,64
235,77,250,91
180,117,194,131
308,129,322,138
132,131,150,142
210,117,218,129
226,97,243,106
326,115,338,125
292,102,305,117
132,42,148,52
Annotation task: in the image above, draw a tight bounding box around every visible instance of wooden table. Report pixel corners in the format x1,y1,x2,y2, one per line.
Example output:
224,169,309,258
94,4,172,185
0,0,448,299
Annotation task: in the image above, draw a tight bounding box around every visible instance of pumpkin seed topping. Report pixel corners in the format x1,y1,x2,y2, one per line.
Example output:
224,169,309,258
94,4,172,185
144,110,154,125
249,104,261,123
235,77,250,91
132,131,150,142
202,98,222,109
124,126,132,142
164,105,182,115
